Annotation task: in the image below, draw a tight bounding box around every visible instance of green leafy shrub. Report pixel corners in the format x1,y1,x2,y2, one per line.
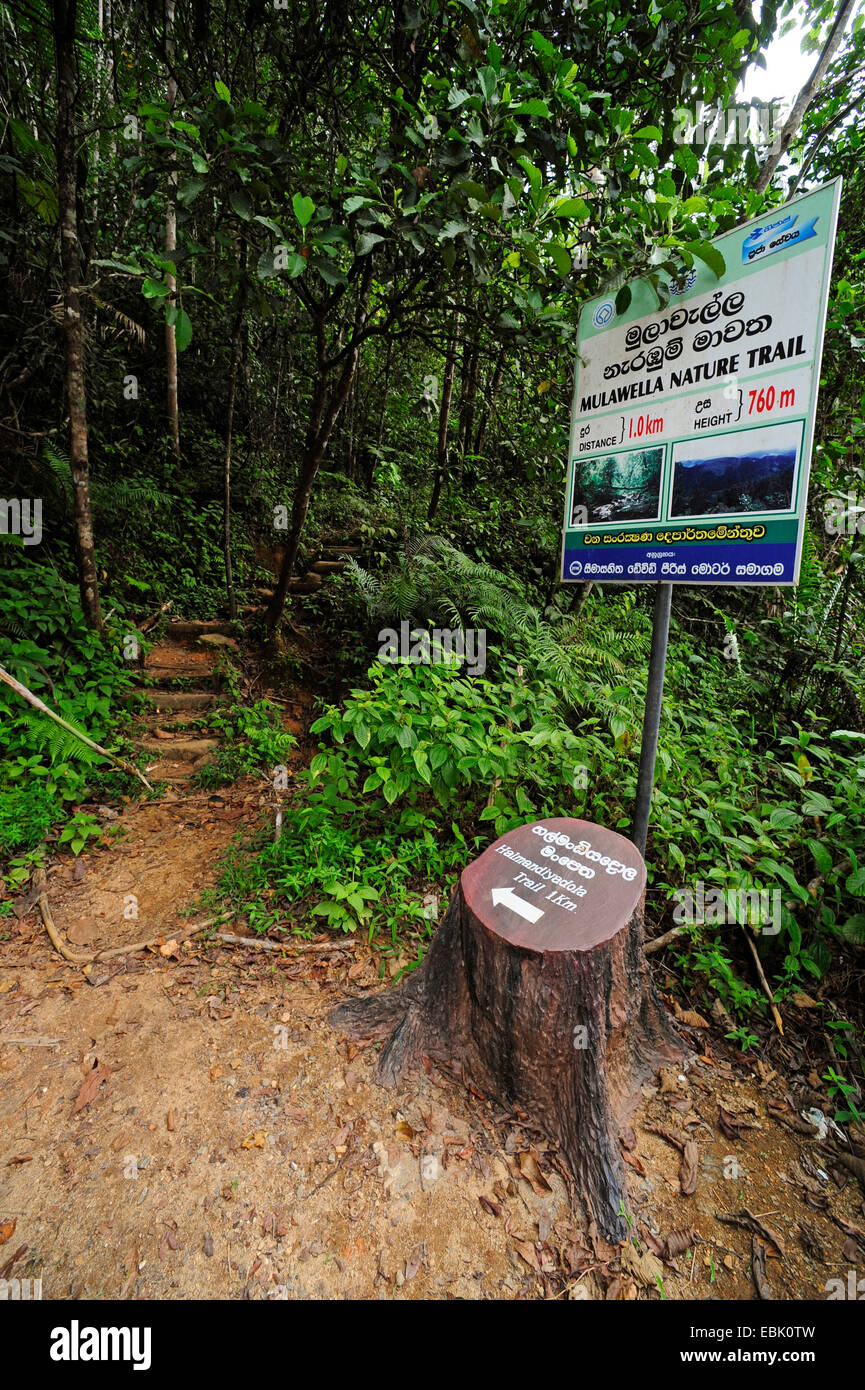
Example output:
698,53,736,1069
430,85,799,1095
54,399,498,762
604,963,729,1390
215,656,605,949
0,561,137,864
196,698,298,788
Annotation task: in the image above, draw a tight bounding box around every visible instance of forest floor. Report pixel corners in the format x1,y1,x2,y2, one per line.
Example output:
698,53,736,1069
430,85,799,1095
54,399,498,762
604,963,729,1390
1,620,864,1302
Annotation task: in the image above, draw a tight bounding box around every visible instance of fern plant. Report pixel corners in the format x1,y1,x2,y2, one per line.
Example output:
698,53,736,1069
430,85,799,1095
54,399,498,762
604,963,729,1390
346,536,651,696
36,444,173,518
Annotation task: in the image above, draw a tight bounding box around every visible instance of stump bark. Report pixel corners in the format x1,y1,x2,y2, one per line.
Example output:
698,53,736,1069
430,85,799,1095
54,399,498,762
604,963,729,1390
330,817,681,1240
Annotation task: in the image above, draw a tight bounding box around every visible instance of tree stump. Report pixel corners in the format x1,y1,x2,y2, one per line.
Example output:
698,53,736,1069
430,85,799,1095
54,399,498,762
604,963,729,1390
330,817,682,1240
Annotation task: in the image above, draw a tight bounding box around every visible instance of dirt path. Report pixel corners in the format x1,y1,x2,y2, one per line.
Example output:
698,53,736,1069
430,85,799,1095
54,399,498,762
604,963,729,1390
1,623,864,1300
3,810,863,1303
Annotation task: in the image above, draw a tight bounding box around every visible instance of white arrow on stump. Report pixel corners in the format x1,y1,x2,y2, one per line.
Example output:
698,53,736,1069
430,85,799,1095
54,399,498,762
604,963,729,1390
491,887,544,924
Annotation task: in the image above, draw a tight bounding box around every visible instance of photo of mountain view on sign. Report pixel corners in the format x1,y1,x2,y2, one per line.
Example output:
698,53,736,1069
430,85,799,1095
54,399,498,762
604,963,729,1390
670,422,800,518
670,446,797,517
570,445,663,525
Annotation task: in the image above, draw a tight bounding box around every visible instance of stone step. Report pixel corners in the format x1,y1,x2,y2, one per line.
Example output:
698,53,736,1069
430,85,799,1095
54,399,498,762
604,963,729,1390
309,559,348,575
138,690,224,711
135,737,220,763
141,711,208,731
137,667,219,687
254,576,323,600
166,620,236,638
196,633,240,652
319,543,361,556
140,760,200,782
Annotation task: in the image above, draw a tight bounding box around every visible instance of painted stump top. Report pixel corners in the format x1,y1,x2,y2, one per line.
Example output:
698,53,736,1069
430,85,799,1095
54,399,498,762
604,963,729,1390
461,817,647,953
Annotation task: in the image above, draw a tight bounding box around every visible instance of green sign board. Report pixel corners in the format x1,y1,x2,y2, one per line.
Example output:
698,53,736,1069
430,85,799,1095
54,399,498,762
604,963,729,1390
561,177,842,586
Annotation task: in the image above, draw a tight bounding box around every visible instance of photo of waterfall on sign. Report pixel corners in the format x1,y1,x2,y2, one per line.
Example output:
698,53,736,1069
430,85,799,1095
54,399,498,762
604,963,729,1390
569,445,663,526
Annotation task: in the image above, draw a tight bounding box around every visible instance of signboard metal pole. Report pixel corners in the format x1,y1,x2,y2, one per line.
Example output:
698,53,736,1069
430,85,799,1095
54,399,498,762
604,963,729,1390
631,582,672,855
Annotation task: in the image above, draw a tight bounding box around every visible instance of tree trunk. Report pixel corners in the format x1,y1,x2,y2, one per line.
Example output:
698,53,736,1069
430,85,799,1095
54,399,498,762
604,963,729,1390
367,337,392,495
331,817,681,1241
831,560,853,665
222,321,242,622
376,339,391,452
427,311,459,523
265,264,374,629
755,0,857,194
345,366,359,480
474,344,506,457
222,246,247,622
164,0,180,463
53,0,103,632
456,332,479,465
571,580,593,616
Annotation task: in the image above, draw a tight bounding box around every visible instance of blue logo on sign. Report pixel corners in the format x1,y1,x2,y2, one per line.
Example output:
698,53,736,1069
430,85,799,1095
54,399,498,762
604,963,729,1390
742,214,818,263
592,300,615,328
568,560,583,577
668,270,698,296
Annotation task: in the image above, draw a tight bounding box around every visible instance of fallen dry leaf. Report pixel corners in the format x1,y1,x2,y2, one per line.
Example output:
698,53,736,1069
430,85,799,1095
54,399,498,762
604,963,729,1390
518,1150,552,1196
645,1121,687,1151
640,1227,665,1258
679,1141,699,1196
716,1209,785,1257
673,1002,709,1029
752,1237,772,1299
72,1059,111,1115
240,1131,266,1150
0,1244,27,1280
621,1241,664,1288
719,1105,759,1140
514,1240,541,1272
839,1153,865,1188
664,1228,696,1260
832,1214,865,1248
0,1218,16,1247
